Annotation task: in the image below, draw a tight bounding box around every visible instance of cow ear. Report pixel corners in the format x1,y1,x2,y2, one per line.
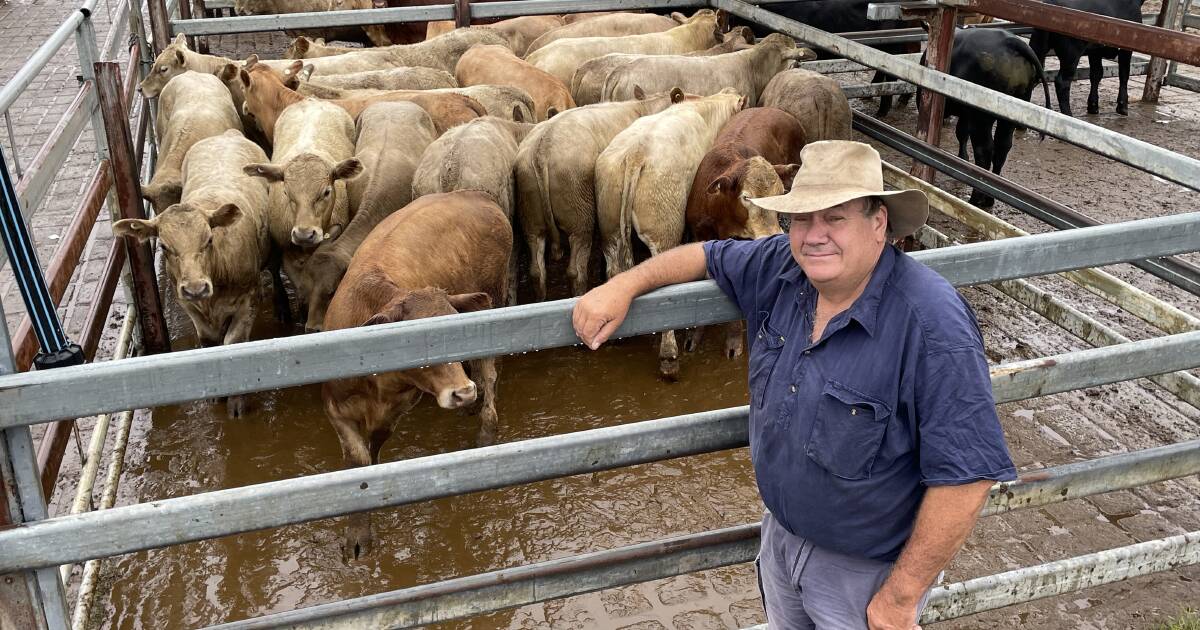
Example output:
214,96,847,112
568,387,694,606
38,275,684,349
670,11,686,23
208,203,242,228
447,292,492,313
670,87,684,103
291,37,310,57
174,49,185,65
172,33,186,48
244,163,285,182
239,68,251,87
511,105,524,122
545,106,559,119
112,218,158,241
774,163,800,186
331,158,363,181
217,63,238,83
632,85,646,101
244,54,260,68
706,176,732,195
362,312,393,327
315,38,326,46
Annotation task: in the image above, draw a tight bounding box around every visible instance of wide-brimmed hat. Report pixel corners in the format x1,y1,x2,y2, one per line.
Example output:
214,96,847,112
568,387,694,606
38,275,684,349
749,140,929,239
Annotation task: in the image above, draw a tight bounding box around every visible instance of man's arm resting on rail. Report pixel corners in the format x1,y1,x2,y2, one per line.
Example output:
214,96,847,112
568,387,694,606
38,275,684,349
573,243,708,350
867,479,994,629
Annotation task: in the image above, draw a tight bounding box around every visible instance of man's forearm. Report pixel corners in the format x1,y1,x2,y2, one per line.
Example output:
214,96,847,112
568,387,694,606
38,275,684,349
610,242,708,297
877,480,993,606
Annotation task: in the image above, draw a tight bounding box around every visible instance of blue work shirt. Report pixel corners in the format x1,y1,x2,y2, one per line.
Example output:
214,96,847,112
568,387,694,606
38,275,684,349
704,235,1016,562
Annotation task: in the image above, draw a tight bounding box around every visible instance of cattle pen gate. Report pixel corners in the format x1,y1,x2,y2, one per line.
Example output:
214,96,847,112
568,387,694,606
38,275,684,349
1,0,1199,627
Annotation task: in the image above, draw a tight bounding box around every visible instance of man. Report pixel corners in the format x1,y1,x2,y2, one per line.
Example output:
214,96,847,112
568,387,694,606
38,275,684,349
573,141,1015,629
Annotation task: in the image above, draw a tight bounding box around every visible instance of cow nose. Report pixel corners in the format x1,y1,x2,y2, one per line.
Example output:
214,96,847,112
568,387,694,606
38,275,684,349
291,226,321,247
448,382,477,408
180,281,211,301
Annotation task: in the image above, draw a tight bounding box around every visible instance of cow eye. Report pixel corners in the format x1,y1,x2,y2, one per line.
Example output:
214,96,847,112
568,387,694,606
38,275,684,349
202,236,213,249
159,65,168,73
322,187,331,198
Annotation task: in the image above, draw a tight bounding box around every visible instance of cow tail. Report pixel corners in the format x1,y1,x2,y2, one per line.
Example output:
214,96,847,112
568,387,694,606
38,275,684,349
1019,42,1051,141
537,153,562,257
618,157,642,272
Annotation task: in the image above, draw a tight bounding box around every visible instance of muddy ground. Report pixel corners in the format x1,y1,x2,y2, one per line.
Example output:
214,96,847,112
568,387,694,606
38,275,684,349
39,27,1200,630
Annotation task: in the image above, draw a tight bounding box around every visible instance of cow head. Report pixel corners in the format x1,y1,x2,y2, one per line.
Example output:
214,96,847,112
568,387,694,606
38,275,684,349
238,58,298,141
704,156,792,240
285,36,325,60
138,34,189,98
244,154,363,247
113,202,243,302
361,286,493,409
233,0,274,16
141,180,183,215
296,246,353,333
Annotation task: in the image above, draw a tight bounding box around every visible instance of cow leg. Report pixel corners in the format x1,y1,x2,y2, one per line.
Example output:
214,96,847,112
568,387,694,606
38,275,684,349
1087,51,1104,115
684,326,705,353
470,358,500,447
955,117,971,161
1054,46,1083,117
268,249,292,325
330,419,374,563
724,320,746,359
968,117,997,208
872,71,894,119
221,297,258,419
524,230,548,302
991,120,1017,181
506,250,519,307
1116,49,1133,116
642,238,680,380
566,230,593,297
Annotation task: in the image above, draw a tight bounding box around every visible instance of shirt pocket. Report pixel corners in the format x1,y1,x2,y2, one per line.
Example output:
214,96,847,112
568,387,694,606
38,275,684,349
749,314,786,409
805,380,893,480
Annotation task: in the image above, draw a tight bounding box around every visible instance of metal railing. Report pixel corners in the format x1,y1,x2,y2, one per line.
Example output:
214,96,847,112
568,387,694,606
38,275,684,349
1,0,1199,628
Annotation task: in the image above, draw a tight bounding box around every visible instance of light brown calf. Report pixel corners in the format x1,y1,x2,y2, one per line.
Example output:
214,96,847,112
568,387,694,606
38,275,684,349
455,44,574,121
114,131,270,417
322,190,510,560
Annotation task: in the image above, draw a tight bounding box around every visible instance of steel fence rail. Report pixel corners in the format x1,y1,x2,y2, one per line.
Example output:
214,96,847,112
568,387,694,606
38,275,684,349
0,212,1197,430
714,0,1200,192
203,438,1200,629
1,330,1199,573
0,0,100,114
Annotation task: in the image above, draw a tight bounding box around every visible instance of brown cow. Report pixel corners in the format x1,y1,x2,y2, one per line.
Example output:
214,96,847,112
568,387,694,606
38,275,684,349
596,88,746,378
143,71,243,213
524,12,678,56
233,0,386,45
758,68,852,141
683,107,806,360
526,10,722,87
322,190,509,560
455,44,575,121
114,131,270,417
514,87,687,300
294,102,437,331
239,60,484,142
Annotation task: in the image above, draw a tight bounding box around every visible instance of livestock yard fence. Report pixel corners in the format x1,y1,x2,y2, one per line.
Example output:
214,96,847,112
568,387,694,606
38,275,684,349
1,0,1199,627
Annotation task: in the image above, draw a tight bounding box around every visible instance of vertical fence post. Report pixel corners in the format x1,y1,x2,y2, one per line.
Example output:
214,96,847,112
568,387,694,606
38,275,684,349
177,0,197,52
74,10,109,164
455,0,472,28
94,62,171,354
148,0,173,55
911,5,957,182
1143,0,1183,102
0,303,70,630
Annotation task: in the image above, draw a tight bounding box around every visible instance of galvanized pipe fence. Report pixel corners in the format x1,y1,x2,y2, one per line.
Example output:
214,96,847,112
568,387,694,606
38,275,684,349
1,0,1198,627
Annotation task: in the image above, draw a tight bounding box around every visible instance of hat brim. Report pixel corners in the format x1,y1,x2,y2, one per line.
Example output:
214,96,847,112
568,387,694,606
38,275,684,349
749,185,929,239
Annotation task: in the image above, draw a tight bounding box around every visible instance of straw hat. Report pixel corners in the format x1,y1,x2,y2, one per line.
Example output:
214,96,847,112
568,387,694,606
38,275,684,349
749,141,929,239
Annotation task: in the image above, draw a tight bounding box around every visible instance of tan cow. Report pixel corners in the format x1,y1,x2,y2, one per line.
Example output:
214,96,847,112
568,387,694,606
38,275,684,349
600,34,816,105
455,44,574,121
570,27,756,105
595,88,746,379
239,61,484,142
213,64,271,150
514,88,687,300
242,97,361,327
114,131,270,417
294,102,437,331
411,117,533,304
425,15,564,56
759,68,852,141
138,34,304,98
291,64,459,92
143,71,243,213
526,10,723,87
431,85,535,122
524,12,679,56
322,189,509,559
285,27,508,73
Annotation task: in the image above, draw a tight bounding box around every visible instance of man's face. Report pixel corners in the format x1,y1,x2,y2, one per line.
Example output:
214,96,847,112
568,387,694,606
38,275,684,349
787,198,889,288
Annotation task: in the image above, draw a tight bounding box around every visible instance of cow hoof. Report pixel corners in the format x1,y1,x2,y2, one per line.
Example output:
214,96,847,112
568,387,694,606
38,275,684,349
659,358,680,382
725,340,744,360
969,193,995,209
343,525,373,563
225,395,247,419
1116,103,1128,116
683,330,702,353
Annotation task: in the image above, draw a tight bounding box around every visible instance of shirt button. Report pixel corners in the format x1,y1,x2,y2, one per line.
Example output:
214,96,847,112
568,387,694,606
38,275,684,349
789,384,797,393
803,350,811,355
779,336,785,343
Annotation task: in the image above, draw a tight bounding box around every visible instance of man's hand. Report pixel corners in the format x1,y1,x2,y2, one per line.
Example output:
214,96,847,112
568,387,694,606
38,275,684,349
866,588,920,630
573,279,636,350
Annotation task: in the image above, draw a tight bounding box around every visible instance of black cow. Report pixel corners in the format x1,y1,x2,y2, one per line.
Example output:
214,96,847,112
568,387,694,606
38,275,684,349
923,28,1050,208
1028,0,1145,116
728,0,920,117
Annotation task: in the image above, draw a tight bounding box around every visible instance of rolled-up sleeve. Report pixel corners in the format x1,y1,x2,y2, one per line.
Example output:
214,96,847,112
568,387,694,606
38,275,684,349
916,345,1017,486
704,236,789,317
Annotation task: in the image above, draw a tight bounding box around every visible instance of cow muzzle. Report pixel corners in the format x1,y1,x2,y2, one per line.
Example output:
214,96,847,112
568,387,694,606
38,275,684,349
291,226,324,247
180,280,213,301
437,382,477,409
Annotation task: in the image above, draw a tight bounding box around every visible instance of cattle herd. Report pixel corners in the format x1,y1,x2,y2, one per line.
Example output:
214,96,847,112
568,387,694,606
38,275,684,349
122,0,1146,559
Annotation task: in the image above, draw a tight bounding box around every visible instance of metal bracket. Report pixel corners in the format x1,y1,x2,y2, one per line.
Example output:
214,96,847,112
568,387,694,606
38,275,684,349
867,1,937,20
